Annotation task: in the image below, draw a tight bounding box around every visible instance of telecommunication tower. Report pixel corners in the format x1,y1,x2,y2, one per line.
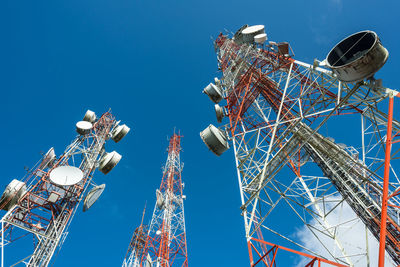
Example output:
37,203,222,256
122,206,148,267
122,133,188,267
200,25,399,266
0,109,130,266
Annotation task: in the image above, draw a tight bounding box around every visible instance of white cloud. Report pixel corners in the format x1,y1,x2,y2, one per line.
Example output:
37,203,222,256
295,199,395,266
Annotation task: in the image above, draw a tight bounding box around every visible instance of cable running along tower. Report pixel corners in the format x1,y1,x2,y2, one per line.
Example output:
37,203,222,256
0,109,130,266
200,25,399,266
122,133,188,267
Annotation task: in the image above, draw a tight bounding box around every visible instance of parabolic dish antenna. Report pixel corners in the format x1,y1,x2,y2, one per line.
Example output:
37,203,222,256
98,151,122,174
76,121,93,135
254,33,267,44
214,104,225,123
0,179,27,211
200,124,229,156
38,147,56,170
83,184,105,212
83,109,97,123
49,166,84,186
203,83,222,104
241,25,265,35
112,124,130,143
241,25,265,43
326,30,388,82
156,189,164,209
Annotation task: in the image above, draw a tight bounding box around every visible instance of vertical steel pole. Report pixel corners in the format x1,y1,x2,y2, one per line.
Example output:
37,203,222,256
362,115,371,266
378,96,394,267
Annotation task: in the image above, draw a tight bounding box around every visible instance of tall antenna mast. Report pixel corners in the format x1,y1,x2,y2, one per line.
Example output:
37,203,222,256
0,109,130,266
123,133,188,267
201,25,400,266
122,204,148,267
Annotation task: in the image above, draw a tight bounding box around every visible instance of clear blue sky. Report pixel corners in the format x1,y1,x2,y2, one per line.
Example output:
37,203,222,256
0,0,399,266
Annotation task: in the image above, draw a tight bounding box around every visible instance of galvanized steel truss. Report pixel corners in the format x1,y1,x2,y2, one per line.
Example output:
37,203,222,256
214,34,400,266
0,111,119,267
131,134,188,267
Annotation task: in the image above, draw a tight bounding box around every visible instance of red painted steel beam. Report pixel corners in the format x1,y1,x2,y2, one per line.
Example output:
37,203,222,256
378,96,394,267
250,237,349,267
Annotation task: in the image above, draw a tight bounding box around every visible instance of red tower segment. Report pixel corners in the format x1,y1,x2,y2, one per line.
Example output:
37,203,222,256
123,133,188,267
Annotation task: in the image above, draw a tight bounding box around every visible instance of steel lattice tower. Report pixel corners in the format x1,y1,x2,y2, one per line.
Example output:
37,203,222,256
0,109,130,266
122,133,188,267
122,206,148,267
200,26,400,266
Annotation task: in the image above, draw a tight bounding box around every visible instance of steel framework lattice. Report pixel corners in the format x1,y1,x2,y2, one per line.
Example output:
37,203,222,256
202,29,400,266
122,133,188,267
0,110,128,266
122,207,148,267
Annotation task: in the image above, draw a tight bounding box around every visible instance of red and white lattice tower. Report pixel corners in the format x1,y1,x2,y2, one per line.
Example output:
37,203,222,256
0,109,130,267
122,206,148,267
123,133,188,267
200,25,400,266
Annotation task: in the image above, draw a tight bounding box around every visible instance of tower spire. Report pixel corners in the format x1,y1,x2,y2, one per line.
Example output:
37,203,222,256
122,204,148,267
122,133,188,267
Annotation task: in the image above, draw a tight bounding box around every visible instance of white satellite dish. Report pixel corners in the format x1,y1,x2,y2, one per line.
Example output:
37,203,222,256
326,31,388,82
49,166,84,186
156,189,164,209
241,25,265,35
0,179,27,211
214,104,225,123
98,151,122,174
112,124,130,143
203,83,223,103
83,184,106,212
83,110,97,123
156,230,161,235
200,124,230,156
241,25,265,43
76,121,93,135
38,147,56,169
254,33,267,44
